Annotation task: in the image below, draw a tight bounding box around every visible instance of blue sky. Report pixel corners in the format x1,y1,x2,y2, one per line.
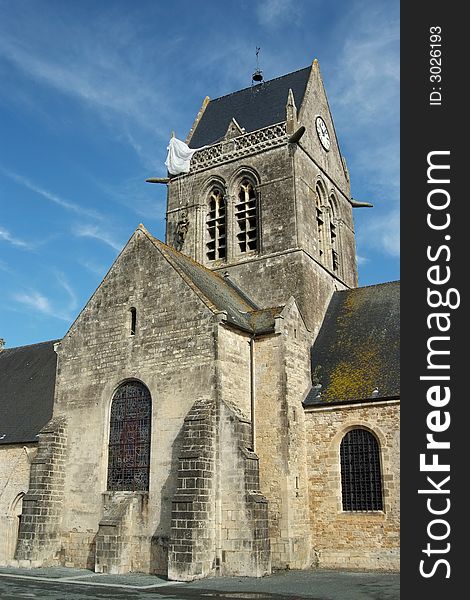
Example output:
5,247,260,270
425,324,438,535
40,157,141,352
0,0,399,348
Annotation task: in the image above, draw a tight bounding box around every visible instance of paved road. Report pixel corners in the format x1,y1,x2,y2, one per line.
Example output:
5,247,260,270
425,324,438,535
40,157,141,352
0,567,400,600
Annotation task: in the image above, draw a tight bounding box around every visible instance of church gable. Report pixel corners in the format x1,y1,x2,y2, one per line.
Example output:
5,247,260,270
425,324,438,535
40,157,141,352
59,225,218,353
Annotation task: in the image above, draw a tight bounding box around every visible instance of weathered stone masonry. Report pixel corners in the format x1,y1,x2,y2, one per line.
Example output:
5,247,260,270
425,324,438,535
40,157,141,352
15,416,67,565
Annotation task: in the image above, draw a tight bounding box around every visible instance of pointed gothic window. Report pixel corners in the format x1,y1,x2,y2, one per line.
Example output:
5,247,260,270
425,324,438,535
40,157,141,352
206,187,226,261
107,381,151,492
340,429,383,511
315,184,325,262
235,179,258,253
329,196,339,273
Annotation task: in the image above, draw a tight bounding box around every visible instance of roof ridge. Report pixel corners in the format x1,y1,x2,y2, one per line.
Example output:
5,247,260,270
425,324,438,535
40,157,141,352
0,339,60,352
141,231,256,313
336,281,400,294
137,227,276,333
208,65,311,103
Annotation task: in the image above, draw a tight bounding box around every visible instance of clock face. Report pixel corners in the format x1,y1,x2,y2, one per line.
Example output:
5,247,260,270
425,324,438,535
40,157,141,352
315,116,331,151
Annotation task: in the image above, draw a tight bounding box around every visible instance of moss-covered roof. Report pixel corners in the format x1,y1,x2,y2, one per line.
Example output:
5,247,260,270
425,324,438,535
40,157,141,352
304,281,400,406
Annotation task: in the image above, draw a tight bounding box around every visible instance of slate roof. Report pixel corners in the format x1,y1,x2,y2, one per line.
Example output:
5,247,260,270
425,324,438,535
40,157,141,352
189,66,311,148
0,340,58,445
304,282,400,406
142,227,281,334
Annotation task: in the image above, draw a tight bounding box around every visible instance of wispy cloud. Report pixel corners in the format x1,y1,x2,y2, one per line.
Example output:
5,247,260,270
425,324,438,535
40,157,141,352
78,258,107,278
0,259,12,272
74,224,123,251
12,289,72,321
0,225,32,249
12,272,79,322
1,167,104,221
256,0,302,28
328,2,399,258
331,5,399,127
93,173,167,221
0,17,179,166
358,209,400,258
55,271,78,312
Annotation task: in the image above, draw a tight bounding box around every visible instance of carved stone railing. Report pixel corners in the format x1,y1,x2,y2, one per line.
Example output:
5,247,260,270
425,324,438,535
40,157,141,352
190,122,287,172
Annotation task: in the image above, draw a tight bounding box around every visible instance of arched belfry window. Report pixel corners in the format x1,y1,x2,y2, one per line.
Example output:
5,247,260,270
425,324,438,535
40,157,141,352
315,183,326,262
329,195,339,272
107,381,151,491
206,187,226,261
235,179,258,253
340,429,383,511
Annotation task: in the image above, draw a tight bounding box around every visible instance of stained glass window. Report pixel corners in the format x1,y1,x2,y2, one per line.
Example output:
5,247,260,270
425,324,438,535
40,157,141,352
107,381,151,491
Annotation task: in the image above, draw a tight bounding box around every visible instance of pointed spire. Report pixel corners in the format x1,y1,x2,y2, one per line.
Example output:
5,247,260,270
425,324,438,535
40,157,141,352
286,88,298,135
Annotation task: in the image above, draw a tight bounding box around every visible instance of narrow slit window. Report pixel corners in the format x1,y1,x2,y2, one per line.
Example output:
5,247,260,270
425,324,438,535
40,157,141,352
130,307,137,336
236,179,258,253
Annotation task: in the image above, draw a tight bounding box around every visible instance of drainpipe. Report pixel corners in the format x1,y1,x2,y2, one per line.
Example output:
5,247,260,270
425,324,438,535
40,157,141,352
249,335,256,452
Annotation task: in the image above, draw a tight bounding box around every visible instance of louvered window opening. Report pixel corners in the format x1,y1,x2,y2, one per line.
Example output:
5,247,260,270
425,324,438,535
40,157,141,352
340,429,383,511
206,188,226,260
316,204,324,260
236,180,258,253
330,221,338,271
107,381,151,492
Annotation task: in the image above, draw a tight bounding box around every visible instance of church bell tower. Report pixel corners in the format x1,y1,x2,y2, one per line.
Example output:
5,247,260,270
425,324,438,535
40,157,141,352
164,60,359,333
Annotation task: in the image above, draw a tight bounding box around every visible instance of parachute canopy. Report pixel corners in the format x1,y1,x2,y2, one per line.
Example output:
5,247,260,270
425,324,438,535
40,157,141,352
165,137,200,176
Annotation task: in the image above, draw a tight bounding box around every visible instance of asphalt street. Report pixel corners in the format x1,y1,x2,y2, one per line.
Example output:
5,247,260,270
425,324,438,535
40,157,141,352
0,567,399,600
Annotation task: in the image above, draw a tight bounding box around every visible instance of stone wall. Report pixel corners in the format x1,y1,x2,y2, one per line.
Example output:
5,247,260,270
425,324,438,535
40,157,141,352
218,401,270,577
15,417,67,565
30,228,218,572
0,444,36,565
254,301,313,569
293,148,358,290
95,492,149,574
168,396,270,582
168,398,217,581
217,326,251,420
305,401,400,571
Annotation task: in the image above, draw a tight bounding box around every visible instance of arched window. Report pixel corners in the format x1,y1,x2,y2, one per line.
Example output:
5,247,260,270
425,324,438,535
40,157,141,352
340,429,383,511
328,194,339,273
235,178,258,253
107,381,152,491
206,187,226,261
315,183,326,262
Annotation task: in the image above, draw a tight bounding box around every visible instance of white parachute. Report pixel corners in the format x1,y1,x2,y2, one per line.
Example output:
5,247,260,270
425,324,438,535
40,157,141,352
165,136,207,210
165,137,202,176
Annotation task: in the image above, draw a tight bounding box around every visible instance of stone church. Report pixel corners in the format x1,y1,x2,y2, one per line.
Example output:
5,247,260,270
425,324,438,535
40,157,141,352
0,60,399,580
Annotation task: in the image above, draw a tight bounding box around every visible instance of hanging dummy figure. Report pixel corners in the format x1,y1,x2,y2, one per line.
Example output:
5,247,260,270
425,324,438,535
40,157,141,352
175,211,190,251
